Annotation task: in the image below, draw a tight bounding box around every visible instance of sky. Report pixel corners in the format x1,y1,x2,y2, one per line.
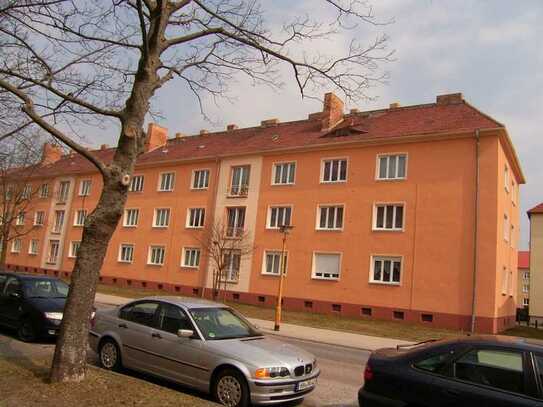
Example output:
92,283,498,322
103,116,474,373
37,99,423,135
89,0,543,249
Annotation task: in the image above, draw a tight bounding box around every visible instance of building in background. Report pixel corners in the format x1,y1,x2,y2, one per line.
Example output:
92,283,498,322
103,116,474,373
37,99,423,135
3,92,525,333
528,203,543,324
517,251,530,309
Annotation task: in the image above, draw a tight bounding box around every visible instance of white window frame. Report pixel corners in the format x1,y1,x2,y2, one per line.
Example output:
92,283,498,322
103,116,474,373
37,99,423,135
58,181,70,202
272,161,296,185
158,171,175,192
223,250,241,282
261,250,288,276
229,165,251,196
47,240,60,264
316,204,344,231
523,298,529,307
34,211,45,226
504,165,510,193
181,247,201,269
118,243,135,263
503,214,509,242
39,183,49,198
311,251,342,281
129,175,144,192
22,184,32,199
524,271,530,280
53,210,65,233
373,203,405,231
28,239,39,255
191,169,210,190
11,238,21,253
153,208,171,228
186,208,206,228
79,179,92,196
73,209,87,227
375,153,408,180
226,207,246,237
267,205,293,229
370,255,403,285
69,241,81,258
15,212,25,226
320,158,348,183
147,245,166,266
123,208,139,227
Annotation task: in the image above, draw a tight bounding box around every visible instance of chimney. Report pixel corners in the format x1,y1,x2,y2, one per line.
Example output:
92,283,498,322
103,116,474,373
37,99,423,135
436,93,463,105
100,144,109,150
261,118,279,127
175,132,186,139
227,124,238,131
349,108,360,114
389,102,401,109
144,123,168,152
321,92,344,130
41,143,63,165
199,129,208,135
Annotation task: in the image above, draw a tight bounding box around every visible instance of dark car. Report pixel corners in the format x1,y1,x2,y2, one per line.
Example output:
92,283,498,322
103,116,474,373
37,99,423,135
0,272,69,341
359,335,543,407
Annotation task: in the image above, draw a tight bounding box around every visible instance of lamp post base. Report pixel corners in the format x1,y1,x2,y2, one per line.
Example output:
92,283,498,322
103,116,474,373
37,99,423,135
274,324,280,331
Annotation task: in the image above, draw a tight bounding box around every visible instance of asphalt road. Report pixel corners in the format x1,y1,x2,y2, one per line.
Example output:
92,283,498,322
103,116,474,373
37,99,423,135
0,302,369,407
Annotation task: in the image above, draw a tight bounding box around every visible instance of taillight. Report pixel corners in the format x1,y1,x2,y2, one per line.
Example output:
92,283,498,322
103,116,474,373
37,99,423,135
364,364,373,381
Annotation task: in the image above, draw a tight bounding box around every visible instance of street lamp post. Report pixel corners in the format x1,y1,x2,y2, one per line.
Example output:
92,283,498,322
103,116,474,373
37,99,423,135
274,224,293,331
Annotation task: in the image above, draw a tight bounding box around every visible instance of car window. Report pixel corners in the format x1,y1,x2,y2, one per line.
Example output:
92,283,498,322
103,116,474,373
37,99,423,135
3,278,21,296
535,354,543,389
23,279,69,298
0,275,7,293
414,352,453,374
121,302,159,327
190,307,262,340
157,304,193,335
455,349,524,394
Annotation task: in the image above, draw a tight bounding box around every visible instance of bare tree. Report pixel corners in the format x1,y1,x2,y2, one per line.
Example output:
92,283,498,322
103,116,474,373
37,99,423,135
0,0,392,383
0,139,45,267
196,218,254,301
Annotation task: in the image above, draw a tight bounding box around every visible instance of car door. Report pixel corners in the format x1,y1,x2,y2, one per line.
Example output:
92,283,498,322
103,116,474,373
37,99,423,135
115,301,160,372
144,302,210,388
0,274,9,324
0,277,24,327
435,347,541,406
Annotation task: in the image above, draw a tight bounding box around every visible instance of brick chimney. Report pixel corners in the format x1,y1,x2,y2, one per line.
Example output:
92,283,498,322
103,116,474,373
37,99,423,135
321,92,344,130
436,93,463,105
144,123,168,152
41,143,63,165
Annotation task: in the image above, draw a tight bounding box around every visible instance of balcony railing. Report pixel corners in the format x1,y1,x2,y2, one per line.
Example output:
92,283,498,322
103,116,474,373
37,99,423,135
226,227,244,238
228,184,249,197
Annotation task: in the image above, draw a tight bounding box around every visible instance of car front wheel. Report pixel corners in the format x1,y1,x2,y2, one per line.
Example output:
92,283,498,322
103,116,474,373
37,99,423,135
98,339,122,372
17,318,36,342
212,368,250,407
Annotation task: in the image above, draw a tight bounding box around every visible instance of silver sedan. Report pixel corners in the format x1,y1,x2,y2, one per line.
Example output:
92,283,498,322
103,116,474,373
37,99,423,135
89,296,319,406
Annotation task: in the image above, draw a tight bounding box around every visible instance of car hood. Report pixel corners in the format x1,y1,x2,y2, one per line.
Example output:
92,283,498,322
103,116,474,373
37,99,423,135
206,335,315,367
26,297,66,313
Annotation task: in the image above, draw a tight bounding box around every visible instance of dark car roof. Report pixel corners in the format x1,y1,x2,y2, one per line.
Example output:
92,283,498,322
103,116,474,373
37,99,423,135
0,271,63,281
407,335,543,354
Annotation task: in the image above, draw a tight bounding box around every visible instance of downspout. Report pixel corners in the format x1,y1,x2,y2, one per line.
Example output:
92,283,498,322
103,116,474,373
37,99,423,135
470,129,481,333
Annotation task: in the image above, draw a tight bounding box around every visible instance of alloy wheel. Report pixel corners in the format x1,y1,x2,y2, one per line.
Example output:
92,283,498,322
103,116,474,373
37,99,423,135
100,342,118,369
216,375,242,406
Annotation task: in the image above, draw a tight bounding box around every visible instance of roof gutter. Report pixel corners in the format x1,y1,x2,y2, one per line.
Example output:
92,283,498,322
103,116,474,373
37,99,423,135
471,129,481,333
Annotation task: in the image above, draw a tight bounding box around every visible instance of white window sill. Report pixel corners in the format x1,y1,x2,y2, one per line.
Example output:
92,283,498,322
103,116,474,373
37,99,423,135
181,265,199,270
312,276,339,281
375,177,407,182
369,281,401,286
73,224,84,227
186,226,204,229
123,225,138,228
261,272,281,277
315,228,343,232
271,183,295,187
320,180,347,184
157,189,174,193
152,225,169,229
118,260,133,264
190,187,209,191
146,263,164,266
372,228,404,232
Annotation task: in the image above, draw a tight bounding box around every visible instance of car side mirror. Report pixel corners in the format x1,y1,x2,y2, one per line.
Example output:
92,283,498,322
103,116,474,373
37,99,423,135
10,291,22,299
177,329,194,338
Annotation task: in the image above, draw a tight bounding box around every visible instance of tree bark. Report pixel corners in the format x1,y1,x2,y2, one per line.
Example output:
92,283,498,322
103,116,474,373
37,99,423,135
0,236,7,269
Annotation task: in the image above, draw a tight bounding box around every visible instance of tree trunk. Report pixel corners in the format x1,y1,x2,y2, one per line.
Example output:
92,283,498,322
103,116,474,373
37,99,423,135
0,235,8,269
49,174,127,382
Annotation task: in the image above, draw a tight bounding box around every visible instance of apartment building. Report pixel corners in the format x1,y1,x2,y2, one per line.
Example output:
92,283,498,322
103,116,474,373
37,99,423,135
518,251,530,309
528,203,543,323
4,92,524,333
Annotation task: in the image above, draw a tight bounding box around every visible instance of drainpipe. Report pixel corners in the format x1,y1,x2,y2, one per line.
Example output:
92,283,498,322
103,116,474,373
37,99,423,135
470,129,481,333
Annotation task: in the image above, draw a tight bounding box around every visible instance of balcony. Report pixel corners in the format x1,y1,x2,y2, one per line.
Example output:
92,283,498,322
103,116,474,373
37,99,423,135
227,184,249,198
226,227,244,238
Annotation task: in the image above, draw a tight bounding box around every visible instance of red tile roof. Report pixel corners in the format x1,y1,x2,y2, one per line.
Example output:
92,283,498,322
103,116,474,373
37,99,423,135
31,97,503,178
528,203,543,217
518,251,530,269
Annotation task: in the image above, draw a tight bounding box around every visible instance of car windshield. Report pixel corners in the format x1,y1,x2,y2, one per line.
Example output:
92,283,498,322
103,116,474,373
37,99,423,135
189,307,262,340
23,278,69,298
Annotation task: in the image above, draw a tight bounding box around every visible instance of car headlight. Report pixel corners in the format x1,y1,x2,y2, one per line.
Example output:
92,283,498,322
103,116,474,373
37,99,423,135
255,367,290,379
44,312,63,321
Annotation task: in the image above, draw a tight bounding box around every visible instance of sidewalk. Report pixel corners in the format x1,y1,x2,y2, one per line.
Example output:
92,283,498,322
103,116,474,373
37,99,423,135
95,293,413,351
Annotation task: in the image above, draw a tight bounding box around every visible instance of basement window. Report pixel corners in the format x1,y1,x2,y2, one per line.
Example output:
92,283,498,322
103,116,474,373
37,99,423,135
421,314,434,323
361,307,372,316
258,296,266,303
393,311,404,320
304,301,313,309
332,304,342,312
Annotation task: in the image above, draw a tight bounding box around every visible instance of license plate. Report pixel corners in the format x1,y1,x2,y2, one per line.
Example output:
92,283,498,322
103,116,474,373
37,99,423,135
295,378,317,392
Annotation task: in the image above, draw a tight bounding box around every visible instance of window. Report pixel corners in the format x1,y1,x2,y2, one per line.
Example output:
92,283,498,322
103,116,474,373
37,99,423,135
79,180,91,196
123,209,139,227
120,301,159,327
322,159,347,182
148,245,166,265
47,240,60,264
268,206,292,229
74,209,87,226
118,244,134,263
53,210,65,233
69,241,80,258
273,162,296,185
158,172,175,191
312,252,341,280
230,166,250,196
373,204,404,230
182,248,201,268
187,208,205,228
501,267,508,295
29,239,39,255
503,214,509,242
455,349,524,394
504,166,510,192
524,271,530,280
3,277,21,296
39,183,49,198
34,211,45,226
377,154,407,180
262,251,287,275
153,208,170,228
512,180,516,204
11,238,21,253
226,207,246,237
22,184,32,199
511,225,515,248
58,181,70,202
16,212,24,226
129,175,144,192
508,270,513,296
317,205,344,230
192,169,210,189
223,250,241,282
371,256,401,284
157,303,193,334
414,353,452,374
523,284,529,293
523,298,529,307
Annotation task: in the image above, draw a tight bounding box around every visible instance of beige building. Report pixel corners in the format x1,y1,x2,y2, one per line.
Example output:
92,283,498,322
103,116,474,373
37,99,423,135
528,203,543,322
517,251,530,308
